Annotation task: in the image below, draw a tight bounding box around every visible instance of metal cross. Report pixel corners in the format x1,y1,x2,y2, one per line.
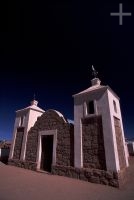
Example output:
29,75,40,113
110,3,132,25
91,65,98,78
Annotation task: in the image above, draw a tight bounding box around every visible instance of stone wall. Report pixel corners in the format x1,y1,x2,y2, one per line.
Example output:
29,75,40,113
8,159,125,188
8,159,37,171
82,116,106,170
13,127,24,159
52,165,123,188
8,158,125,188
114,117,126,170
25,110,74,167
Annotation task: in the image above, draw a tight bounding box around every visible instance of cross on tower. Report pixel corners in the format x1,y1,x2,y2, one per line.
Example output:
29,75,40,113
91,65,98,78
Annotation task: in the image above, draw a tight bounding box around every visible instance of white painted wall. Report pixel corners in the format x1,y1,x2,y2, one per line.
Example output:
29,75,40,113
20,109,44,161
107,90,129,168
97,91,120,171
27,109,43,132
9,116,22,159
74,103,83,168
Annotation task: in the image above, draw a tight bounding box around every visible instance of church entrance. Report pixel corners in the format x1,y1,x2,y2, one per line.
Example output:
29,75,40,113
40,135,53,172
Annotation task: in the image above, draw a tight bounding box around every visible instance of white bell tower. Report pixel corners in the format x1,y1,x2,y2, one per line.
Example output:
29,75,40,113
73,66,129,172
9,99,45,161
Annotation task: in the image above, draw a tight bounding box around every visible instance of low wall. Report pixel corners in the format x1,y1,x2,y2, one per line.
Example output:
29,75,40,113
52,165,125,188
8,159,125,188
8,159,37,171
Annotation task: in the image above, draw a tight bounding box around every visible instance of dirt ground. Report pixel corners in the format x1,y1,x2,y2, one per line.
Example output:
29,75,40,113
0,157,134,200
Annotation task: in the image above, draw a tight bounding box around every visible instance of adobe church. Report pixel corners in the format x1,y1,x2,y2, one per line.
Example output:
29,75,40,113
9,69,129,187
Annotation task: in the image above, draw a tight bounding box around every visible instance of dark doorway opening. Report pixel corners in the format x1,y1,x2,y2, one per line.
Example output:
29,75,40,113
40,135,53,172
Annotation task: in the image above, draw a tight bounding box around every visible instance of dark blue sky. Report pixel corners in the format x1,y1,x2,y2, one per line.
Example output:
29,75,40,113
0,1,134,140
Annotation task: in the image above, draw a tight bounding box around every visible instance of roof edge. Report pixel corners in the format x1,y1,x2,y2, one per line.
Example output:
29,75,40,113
72,85,120,100
16,107,45,113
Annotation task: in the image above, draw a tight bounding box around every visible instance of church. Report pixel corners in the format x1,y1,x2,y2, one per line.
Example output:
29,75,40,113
8,70,129,187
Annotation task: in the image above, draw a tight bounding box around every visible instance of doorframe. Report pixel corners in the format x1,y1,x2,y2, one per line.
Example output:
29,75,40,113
36,130,57,170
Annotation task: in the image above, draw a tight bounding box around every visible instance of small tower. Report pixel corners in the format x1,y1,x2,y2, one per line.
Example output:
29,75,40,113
9,99,45,161
73,66,129,172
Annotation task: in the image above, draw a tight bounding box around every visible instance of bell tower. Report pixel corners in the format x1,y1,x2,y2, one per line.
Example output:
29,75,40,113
9,99,45,161
73,66,129,172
